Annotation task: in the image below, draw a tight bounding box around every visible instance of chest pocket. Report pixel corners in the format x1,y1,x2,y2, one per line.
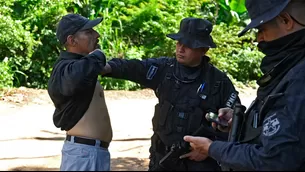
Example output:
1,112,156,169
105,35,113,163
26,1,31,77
259,93,285,125
240,93,285,143
198,74,223,114
212,81,221,94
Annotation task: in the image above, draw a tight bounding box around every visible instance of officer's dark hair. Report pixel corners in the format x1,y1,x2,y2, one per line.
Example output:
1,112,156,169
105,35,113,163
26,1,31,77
282,0,305,26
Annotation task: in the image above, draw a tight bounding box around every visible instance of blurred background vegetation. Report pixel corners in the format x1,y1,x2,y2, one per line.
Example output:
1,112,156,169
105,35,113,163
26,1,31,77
0,0,263,91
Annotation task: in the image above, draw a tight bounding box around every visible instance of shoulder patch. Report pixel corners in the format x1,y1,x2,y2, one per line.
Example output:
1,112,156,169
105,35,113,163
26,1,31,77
263,113,281,137
146,65,158,80
225,92,238,108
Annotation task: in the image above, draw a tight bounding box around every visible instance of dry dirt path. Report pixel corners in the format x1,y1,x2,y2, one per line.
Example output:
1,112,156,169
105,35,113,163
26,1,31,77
0,87,256,171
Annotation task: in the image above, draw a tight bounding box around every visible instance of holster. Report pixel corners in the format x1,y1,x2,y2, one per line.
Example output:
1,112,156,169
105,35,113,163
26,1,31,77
149,134,186,171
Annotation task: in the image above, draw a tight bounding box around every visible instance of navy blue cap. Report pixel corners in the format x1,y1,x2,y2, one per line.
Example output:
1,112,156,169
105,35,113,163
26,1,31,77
56,13,103,44
167,17,216,49
238,0,290,37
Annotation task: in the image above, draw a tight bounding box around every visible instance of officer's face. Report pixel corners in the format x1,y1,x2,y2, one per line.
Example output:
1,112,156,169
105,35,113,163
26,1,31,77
255,20,286,43
256,13,299,43
176,42,208,67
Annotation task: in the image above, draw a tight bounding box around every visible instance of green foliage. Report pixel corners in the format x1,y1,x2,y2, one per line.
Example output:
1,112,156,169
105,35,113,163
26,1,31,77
209,23,264,83
0,58,14,88
11,0,74,88
201,0,248,25
0,0,14,15
100,77,141,90
118,0,196,58
0,1,38,87
0,0,263,91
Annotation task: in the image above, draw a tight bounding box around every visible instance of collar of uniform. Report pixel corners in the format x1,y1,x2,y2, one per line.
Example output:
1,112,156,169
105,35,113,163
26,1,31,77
59,50,84,60
175,56,207,81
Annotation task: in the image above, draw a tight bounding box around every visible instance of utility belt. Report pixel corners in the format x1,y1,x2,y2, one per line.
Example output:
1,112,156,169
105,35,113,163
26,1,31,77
154,131,219,156
155,138,172,155
150,132,221,171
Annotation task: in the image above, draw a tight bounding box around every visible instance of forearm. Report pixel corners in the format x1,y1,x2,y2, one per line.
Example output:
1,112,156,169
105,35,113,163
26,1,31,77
209,141,301,171
104,58,145,82
103,58,159,88
103,57,171,89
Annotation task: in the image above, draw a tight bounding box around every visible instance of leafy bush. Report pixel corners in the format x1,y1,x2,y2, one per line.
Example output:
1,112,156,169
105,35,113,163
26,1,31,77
201,0,249,26
0,58,14,88
11,0,74,88
0,1,38,87
209,23,264,83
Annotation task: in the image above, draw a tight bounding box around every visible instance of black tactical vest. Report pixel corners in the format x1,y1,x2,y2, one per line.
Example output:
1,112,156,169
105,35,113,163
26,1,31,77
152,59,228,146
238,99,263,144
238,83,286,144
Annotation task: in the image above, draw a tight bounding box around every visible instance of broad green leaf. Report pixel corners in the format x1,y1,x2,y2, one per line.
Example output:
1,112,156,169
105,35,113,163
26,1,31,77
229,0,247,13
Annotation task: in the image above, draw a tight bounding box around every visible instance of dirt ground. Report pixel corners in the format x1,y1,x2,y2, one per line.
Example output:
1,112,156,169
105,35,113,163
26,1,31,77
0,86,256,171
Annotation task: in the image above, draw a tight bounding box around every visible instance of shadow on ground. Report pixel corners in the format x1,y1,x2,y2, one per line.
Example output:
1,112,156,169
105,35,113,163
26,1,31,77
9,166,58,171
111,157,149,171
8,157,149,171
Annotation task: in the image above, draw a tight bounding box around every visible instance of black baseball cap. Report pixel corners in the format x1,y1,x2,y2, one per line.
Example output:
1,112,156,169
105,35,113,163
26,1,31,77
56,13,103,44
238,0,290,37
167,17,216,49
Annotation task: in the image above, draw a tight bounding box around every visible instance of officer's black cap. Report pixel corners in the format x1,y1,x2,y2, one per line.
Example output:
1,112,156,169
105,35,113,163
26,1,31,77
238,0,290,37
56,13,103,45
167,17,216,49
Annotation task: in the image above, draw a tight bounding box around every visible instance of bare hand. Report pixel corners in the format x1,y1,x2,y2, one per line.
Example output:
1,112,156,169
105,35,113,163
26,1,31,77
183,136,212,156
206,107,233,132
179,149,208,161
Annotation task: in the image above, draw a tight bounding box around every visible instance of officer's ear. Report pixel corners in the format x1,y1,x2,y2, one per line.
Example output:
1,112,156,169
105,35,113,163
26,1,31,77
277,12,294,31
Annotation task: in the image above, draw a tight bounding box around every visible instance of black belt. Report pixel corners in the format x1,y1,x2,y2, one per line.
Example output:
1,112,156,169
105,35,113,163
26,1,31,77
66,135,109,148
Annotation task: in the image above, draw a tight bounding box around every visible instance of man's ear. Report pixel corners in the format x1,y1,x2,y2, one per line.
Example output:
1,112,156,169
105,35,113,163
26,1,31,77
66,35,77,47
278,12,294,31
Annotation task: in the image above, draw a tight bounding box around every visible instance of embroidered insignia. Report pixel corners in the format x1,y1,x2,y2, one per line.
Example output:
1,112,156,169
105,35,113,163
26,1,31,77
225,92,238,108
263,113,280,136
146,65,158,80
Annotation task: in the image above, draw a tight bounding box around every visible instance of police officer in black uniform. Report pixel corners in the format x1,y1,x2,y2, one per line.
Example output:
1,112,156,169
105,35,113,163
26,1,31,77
183,0,305,170
102,17,240,171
